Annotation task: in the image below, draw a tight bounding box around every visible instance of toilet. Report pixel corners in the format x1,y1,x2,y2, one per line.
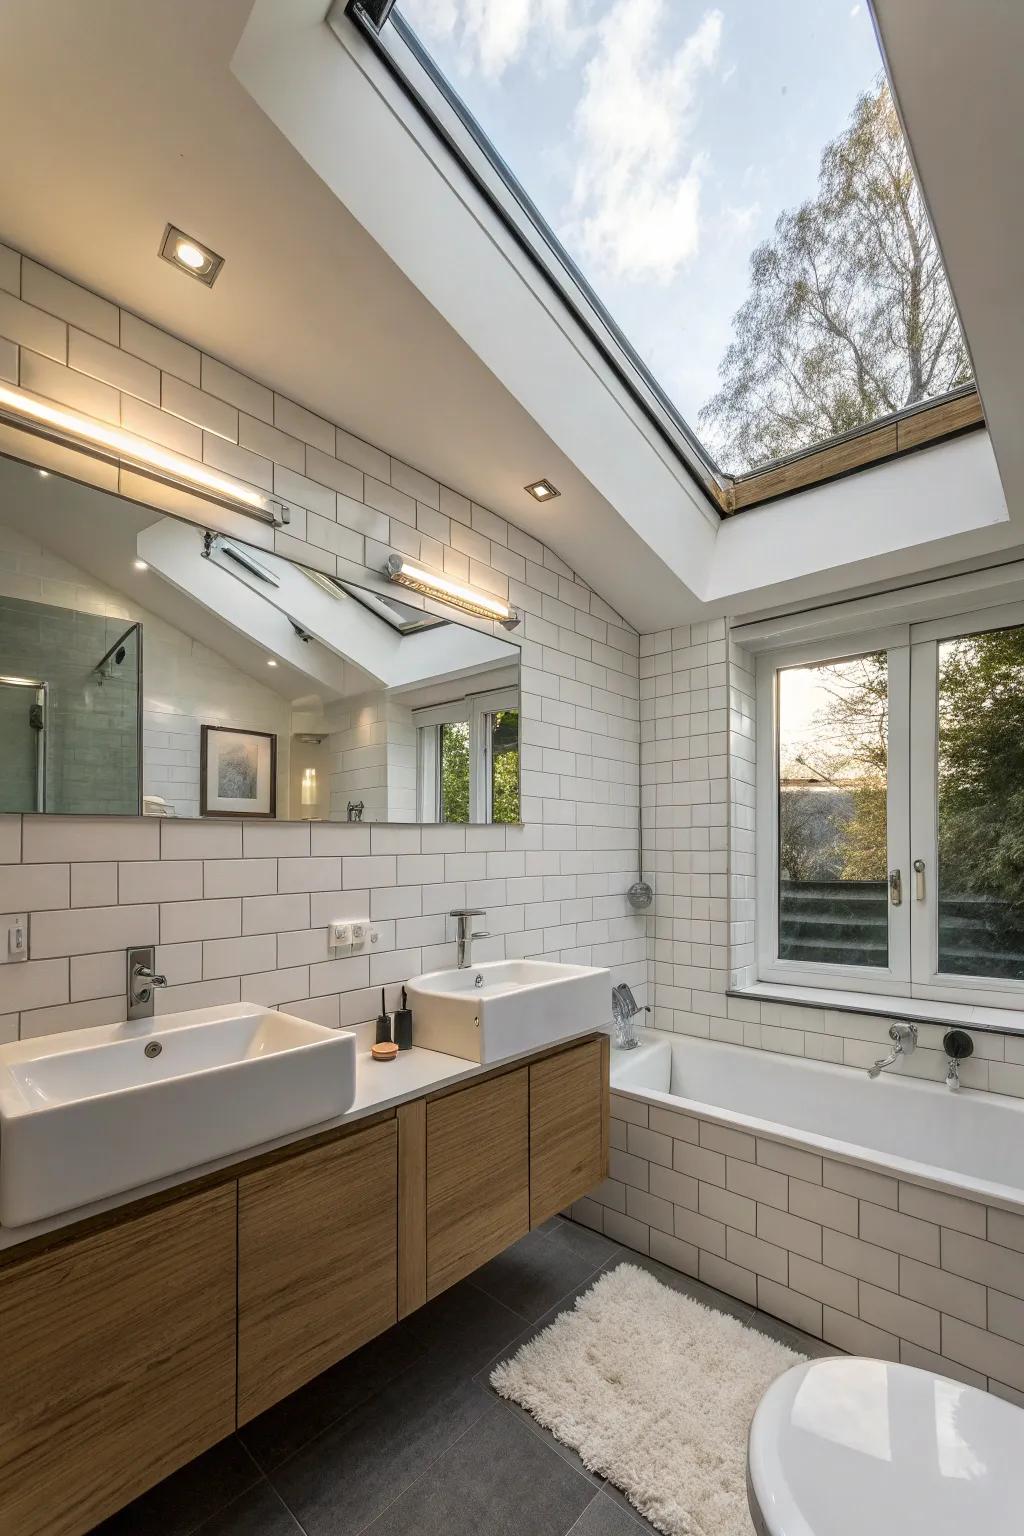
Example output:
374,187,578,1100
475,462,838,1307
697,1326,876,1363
747,1357,1024,1535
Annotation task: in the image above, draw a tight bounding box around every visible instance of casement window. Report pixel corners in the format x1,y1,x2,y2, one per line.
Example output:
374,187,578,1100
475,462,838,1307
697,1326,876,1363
756,604,1024,1008
415,688,519,825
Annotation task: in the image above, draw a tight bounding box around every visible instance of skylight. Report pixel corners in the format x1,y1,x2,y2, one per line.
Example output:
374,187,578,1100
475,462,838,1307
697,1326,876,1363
370,0,974,479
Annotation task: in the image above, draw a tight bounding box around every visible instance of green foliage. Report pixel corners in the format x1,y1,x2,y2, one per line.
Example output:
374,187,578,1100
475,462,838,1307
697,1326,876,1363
491,710,520,824
440,722,470,823
938,628,1024,914
700,80,972,472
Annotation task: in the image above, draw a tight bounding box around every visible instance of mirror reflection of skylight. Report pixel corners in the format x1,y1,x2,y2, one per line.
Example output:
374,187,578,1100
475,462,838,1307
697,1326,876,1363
392,0,973,476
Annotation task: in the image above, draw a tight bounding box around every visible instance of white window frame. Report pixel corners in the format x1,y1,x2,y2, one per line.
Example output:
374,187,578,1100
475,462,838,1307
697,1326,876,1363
756,601,1024,1009
414,686,518,824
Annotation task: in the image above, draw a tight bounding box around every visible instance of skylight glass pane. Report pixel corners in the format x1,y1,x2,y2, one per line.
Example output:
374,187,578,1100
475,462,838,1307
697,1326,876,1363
394,0,973,475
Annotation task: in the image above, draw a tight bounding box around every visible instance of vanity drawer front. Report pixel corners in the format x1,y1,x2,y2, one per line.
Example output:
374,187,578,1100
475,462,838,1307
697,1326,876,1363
237,1118,398,1423
529,1037,608,1228
0,1184,237,1536
426,1067,529,1298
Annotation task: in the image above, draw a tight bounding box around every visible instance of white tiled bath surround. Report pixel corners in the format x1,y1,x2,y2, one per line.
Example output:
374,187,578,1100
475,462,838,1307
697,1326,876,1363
571,1088,1024,1405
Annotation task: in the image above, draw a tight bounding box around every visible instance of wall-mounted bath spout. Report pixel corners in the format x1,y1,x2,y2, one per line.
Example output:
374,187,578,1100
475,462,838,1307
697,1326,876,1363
867,1022,917,1078
943,1027,974,1091
612,983,649,1050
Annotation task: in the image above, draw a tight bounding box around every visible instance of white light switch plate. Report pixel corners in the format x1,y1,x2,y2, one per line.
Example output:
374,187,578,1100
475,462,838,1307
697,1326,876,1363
2,913,28,963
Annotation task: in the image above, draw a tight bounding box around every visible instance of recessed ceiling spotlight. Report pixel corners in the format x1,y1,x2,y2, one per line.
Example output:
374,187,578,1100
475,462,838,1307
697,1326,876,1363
159,224,224,287
37,469,49,478
133,559,149,571
266,658,278,667
524,478,560,502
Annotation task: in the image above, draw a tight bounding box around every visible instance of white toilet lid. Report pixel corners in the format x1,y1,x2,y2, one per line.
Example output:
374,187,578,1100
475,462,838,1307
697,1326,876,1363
747,1357,1024,1536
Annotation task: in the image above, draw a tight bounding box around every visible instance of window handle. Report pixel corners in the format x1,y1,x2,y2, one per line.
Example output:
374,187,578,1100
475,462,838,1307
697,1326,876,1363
914,859,926,901
888,869,902,906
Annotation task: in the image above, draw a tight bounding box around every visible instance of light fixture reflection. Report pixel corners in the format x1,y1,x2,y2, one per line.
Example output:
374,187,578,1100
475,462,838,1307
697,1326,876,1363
383,554,520,629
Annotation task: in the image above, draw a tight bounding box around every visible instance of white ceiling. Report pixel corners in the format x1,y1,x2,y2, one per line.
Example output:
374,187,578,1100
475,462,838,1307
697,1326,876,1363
873,0,1024,542
0,0,1019,630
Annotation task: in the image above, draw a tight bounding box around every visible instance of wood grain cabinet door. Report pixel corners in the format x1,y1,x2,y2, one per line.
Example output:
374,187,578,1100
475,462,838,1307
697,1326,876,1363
529,1038,608,1228
237,1119,398,1424
426,1068,529,1298
0,1185,237,1536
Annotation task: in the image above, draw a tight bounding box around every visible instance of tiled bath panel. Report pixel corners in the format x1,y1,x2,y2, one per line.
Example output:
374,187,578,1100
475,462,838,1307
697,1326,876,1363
570,1089,1024,1405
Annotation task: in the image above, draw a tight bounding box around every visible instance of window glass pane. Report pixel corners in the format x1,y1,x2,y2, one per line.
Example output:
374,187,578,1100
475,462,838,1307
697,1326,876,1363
777,653,888,967
490,708,519,824
395,2,971,474
937,625,1024,980
439,720,470,823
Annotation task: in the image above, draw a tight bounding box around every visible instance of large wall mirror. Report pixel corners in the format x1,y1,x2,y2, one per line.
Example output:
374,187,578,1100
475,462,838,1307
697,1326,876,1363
0,454,520,824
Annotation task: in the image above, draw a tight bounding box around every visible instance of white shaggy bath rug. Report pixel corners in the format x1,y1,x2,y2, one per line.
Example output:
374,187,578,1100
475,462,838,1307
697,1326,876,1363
491,1262,806,1536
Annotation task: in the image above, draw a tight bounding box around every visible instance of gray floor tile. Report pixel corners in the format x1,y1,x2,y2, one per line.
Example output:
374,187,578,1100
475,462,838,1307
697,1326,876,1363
567,1490,654,1534
193,1482,303,1536
358,1399,597,1536
268,1352,493,1536
468,1225,608,1322
241,1323,426,1471
545,1217,624,1268
401,1275,531,1367
499,1396,605,1488
89,1437,260,1536
601,1483,662,1534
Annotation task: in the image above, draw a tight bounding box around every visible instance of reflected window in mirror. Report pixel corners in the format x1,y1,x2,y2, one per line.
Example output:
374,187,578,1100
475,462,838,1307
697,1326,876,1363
415,689,520,825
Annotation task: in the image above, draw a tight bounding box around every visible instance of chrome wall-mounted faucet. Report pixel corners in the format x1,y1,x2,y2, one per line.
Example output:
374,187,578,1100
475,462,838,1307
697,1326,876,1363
611,983,649,1050
450,909,490,969
943,1027,974,1091
127,945,167,1021
867,1022,917,1078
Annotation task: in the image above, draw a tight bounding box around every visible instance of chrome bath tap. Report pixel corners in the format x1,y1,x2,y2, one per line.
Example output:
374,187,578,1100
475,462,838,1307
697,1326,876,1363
867,1022,917,1078
611,983,649,1050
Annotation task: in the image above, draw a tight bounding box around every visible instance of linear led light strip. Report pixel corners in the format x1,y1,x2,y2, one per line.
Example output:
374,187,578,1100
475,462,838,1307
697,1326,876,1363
0,383,291,526
384,554,520,628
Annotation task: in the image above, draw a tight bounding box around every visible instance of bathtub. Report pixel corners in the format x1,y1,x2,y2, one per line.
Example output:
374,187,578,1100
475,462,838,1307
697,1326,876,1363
600,1029,1024,1389
610,1029,1024,1213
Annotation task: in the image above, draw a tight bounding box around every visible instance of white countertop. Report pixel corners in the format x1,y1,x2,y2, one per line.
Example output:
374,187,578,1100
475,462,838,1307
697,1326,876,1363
0,1025,601,1254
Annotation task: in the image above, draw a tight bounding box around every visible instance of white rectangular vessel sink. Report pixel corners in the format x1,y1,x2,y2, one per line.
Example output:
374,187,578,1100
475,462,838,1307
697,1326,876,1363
406,959,609,1064
0,1003,356,1227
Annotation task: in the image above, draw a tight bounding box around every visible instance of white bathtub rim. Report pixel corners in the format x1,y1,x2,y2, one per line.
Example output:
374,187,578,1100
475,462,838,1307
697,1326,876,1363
609,1037,1024,1220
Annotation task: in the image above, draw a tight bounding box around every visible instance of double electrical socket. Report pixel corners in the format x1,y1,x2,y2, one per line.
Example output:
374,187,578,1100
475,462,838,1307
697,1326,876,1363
329,919,376,952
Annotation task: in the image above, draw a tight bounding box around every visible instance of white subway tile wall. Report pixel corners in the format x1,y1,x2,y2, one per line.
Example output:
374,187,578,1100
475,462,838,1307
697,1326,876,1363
0,244,644,1040
570,1091,1024,1405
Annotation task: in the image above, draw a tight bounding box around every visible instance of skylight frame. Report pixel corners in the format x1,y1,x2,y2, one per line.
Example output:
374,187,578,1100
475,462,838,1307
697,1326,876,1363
336,0,727,504
337,1,980,514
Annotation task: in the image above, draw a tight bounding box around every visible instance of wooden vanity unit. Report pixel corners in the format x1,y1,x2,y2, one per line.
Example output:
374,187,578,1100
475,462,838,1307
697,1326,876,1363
0,1033,608,1536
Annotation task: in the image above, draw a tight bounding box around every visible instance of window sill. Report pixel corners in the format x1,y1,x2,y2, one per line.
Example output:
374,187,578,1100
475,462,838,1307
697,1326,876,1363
730,981,1024,1039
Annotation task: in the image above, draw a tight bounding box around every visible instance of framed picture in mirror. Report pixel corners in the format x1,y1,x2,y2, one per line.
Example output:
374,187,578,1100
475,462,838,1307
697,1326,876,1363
200,726,277,818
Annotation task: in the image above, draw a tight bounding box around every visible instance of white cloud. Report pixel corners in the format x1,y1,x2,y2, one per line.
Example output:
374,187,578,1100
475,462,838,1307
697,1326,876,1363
565,1,722,284
407,0,585,80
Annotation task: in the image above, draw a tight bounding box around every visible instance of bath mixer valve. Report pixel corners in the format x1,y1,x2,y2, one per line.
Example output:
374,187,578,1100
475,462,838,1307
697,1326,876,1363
867,1022,917,1079
943,1027,974,1091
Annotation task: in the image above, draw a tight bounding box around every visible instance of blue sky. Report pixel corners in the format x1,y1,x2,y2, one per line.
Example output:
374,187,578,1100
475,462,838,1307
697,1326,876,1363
396,0,885,468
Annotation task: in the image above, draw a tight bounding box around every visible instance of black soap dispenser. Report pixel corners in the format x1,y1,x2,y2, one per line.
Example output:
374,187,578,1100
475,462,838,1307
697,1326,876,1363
375,988,392,1045
393,987,413,1051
